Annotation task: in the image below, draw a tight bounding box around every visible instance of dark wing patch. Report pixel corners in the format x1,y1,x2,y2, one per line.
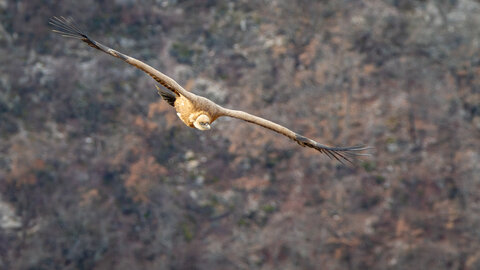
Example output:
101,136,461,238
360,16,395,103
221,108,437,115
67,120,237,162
155,85,176,107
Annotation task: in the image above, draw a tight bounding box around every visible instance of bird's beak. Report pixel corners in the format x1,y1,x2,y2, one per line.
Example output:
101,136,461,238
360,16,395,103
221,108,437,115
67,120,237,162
194,121,211,130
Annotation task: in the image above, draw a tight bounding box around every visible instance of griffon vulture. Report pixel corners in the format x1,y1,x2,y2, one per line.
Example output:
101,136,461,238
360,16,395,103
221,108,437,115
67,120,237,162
49,17,370,164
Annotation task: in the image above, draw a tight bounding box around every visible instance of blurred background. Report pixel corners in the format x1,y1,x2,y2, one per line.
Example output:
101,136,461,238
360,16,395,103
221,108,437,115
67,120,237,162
1,0,479,269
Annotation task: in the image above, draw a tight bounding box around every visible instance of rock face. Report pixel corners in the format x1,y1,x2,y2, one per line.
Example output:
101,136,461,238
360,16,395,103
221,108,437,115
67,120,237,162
0,0,479,269
0,196,21,230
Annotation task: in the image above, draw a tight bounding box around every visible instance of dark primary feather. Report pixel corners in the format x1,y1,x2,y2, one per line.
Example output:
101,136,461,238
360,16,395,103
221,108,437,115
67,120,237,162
50,16,129,60
49,16,97,48
49,16,85,39
295,134,372,165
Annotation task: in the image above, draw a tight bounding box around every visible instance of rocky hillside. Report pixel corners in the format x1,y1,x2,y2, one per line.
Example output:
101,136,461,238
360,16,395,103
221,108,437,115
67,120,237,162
1,0,479,269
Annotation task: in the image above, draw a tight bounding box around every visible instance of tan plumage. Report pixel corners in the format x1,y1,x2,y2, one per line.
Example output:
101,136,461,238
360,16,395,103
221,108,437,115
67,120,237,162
50,17,371,164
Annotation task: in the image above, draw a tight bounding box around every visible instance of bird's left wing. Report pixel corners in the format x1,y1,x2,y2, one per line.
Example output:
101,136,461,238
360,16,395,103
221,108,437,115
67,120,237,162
221,108,371,165
49,16,192,98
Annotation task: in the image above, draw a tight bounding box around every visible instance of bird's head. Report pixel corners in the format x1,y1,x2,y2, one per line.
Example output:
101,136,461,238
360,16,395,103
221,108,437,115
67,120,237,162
193,114,211,130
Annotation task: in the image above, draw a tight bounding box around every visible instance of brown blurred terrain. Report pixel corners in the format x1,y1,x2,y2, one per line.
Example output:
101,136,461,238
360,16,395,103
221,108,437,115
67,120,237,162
1,0,480,269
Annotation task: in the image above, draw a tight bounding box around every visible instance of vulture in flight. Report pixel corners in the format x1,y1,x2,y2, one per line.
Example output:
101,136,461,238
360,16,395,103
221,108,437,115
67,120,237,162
50,17,370,164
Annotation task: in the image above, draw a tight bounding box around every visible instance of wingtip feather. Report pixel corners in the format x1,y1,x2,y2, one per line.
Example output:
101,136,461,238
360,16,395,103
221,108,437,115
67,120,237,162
294,134,373,166
49,16,87,39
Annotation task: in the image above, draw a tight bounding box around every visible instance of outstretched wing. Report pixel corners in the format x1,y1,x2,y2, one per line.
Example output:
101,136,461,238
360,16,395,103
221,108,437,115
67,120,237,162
49,16,191,98
221,108,371,165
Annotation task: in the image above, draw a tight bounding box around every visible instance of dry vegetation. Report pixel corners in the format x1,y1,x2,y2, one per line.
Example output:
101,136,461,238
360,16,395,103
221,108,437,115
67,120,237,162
1,0,479,269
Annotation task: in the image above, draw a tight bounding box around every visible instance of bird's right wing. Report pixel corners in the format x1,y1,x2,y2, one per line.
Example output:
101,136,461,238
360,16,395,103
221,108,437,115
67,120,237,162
49,16,192,98
221,108,371,165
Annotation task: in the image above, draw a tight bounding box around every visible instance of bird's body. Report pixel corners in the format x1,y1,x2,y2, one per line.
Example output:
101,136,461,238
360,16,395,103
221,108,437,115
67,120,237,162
174,95,201,128
49,17,370,164
174,95,221,129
